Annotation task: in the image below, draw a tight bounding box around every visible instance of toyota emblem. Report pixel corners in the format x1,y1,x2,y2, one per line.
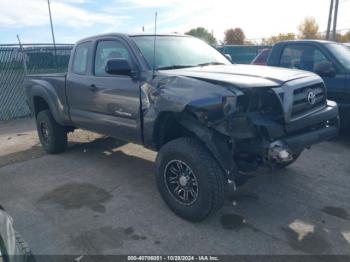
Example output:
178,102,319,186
307,90,316,105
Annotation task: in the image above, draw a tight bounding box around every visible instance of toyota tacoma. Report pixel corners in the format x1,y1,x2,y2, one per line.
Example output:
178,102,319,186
252,40,350,129
25,34,339,221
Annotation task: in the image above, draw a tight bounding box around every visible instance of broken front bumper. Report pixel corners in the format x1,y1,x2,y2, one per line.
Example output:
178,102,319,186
267,100,339,163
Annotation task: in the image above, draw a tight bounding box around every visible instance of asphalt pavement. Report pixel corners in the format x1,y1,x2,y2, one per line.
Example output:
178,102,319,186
0,118,349,255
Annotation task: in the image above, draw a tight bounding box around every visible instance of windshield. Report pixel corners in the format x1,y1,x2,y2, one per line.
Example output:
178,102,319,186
131,35,231,70
326,43,350,71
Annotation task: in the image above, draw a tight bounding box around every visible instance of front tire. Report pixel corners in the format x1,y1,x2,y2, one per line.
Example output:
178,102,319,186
156,137,227,222
36,110,67,154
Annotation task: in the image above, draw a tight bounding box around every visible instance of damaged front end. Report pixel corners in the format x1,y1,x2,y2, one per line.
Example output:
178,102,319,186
178,76,339,178
143,73,338,183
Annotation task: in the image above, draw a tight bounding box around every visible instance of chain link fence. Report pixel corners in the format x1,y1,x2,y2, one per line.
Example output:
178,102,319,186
0,44,73,121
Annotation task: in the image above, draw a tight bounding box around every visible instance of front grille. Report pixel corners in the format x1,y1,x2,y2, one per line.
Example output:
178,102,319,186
291,83,326,117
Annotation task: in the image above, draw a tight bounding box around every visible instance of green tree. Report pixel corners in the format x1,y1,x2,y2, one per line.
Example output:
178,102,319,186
261,33,296,45
185,27,217,45
224,28,245,45
298,17,320,39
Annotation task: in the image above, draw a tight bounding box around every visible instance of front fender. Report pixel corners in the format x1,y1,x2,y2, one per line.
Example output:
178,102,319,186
142,75,241,148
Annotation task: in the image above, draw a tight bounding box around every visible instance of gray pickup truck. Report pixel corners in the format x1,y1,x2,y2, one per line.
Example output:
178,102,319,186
25,34,339,221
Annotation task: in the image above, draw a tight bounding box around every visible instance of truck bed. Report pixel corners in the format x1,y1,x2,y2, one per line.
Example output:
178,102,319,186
24,73,70,124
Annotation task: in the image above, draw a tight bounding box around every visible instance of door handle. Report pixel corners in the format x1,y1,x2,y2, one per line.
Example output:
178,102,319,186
89,84,99,92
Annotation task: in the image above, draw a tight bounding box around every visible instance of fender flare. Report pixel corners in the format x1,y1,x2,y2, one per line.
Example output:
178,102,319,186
30,84,66,124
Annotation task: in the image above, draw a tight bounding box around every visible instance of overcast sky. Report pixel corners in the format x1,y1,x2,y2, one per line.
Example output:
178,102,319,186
0,0,349,44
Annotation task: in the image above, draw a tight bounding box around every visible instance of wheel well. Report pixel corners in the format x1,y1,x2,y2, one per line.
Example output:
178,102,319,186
33,96,50,117
154,112,238,180
154,112,193,150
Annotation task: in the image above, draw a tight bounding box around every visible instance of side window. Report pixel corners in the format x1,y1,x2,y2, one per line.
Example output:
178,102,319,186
314,49,330,69
280,46,302,69
94,40,132,76
72,42,90,74
280,45,331,72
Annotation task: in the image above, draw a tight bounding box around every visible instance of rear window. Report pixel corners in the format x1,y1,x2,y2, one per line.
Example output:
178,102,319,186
72,42,90,75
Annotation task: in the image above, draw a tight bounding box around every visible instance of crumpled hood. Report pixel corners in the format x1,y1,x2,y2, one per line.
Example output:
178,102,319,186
161,64,314,88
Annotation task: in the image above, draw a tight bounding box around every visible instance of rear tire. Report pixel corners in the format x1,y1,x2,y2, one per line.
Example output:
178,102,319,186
156,137,227,222
36,110,67,154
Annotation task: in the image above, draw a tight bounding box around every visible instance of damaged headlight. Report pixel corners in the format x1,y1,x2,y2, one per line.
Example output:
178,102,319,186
222,96,237,115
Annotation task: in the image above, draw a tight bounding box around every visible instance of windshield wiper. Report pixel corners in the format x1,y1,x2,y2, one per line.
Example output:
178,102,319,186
156,62,225,70
157,65,195,70
196,62,226,67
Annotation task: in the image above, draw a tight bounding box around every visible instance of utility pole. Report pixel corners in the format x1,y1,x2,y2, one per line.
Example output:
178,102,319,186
332,0,339,41
326,0,334,40
47,0,57,58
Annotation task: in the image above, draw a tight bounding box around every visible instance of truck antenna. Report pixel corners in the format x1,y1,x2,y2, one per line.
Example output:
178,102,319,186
152,12,158,78
16,34,28,75
47,0,57,69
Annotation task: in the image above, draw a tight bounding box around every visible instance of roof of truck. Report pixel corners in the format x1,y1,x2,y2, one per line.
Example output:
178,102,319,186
275,39,337,45
77,33,187,43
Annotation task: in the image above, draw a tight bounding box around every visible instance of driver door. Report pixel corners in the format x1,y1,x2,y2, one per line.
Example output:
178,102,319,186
89,38,142,143
67,38,142,143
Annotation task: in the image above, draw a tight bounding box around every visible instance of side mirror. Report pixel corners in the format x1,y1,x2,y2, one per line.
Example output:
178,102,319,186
314,61,336,78
225,54,232,62
105,58,132,76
